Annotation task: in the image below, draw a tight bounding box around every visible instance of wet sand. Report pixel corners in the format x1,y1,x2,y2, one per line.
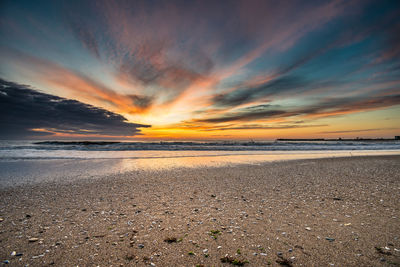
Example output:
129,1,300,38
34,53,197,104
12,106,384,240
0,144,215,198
0,155,399,266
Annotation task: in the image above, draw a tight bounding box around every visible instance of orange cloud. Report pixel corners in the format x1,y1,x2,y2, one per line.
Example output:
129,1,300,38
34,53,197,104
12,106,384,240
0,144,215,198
5,49,152,116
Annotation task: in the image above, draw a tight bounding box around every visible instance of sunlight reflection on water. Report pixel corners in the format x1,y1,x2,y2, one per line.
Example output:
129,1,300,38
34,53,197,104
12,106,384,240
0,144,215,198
0,150,399,187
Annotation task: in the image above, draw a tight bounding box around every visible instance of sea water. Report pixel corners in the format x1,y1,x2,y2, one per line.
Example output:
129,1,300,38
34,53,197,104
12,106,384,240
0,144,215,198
0,140,399,186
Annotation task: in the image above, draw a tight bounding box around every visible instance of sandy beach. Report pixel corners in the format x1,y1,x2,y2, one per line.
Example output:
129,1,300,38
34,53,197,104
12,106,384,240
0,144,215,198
1,155,399,266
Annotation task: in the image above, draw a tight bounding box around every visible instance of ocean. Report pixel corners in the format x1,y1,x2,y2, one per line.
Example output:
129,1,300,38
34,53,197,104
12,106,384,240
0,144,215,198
1,140,400,159
0,140,399,187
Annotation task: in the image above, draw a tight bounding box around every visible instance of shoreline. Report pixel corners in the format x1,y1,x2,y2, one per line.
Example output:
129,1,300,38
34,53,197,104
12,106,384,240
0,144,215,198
1,155,400,266
1,151,400,188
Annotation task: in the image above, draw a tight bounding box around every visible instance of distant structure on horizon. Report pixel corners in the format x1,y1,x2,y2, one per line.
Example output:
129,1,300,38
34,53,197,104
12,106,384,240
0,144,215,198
277,137,400,142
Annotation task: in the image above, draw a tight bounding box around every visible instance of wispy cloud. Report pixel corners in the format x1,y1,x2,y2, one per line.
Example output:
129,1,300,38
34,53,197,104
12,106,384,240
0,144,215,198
1,0,399,138
193,94,400,124
320,128,398,134
2,48,154,114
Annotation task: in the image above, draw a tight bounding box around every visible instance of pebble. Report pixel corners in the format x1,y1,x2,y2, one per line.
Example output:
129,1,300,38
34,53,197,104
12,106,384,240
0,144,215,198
11,251,16,256
277,252,283,256
0,218,3,222
138,244,145,248
217,246,222,249
203,249,208,253
325,237,335,242
305,227,311,231
150,263,156,266
29,237,39,242
288,248,293,252
260,253,267,256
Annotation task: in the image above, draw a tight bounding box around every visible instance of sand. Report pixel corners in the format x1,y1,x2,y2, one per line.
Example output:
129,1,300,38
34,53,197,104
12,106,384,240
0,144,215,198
0,155,399,266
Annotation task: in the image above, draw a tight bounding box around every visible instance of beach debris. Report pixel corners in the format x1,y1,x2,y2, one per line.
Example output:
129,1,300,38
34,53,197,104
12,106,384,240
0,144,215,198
2,260,10,264
164,237,177,243
325,237,335,242
276,257,293,267
220,255,249,265
211,194,216,198
188,251,195,255
0,218,3,222
277,252,283,257
260,253,267,256
26,214,31,218
332,197,342,201
209,229,221,239
196,265,205,267
305,227,311,231
203,249,208,254
138,244,145,249
288,248,293,253
218,246,222,249
11,251,23,257
93,234,106,238
236,249,241,254
150,263,156,266
375,246,392,255
29,237,39,242
125,254,135,261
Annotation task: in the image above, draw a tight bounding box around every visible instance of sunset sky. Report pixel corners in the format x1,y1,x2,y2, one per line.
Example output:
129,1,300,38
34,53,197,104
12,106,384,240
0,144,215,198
1,0,399,140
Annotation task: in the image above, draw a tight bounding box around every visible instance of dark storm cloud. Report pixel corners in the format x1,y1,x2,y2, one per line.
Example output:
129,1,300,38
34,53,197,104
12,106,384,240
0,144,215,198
0,79,150,139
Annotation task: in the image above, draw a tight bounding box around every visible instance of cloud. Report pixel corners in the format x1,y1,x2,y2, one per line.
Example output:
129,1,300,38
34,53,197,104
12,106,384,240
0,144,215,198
1,0,399,135
201,124,328,131
193,94,400,124
69,22,101,58
0,79,150,139
2,48,153,114
300,94,400,118
64,0,349,107
319,128,398,134
212,75,310,107
195,109,288,124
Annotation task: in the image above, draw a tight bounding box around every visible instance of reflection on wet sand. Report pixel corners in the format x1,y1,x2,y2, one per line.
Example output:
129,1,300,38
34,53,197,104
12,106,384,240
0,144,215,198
1,150,399,187
117,150,400,171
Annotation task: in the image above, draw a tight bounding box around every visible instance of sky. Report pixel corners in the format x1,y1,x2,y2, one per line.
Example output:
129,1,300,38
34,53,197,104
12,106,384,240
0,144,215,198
0,0,399,140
